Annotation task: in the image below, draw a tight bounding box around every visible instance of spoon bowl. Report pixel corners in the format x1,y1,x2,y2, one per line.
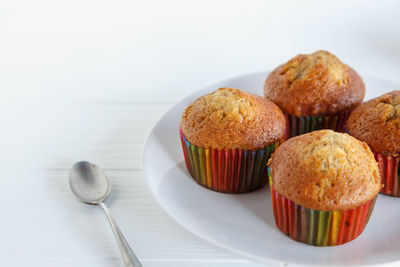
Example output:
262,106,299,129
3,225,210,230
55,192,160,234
69,161,111,204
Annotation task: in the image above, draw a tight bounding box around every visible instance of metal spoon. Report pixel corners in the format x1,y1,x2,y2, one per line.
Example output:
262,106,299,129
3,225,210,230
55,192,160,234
69,161,142,267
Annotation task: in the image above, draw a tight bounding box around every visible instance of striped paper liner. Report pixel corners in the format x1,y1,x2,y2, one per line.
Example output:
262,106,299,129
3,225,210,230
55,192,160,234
375,152,400,197
285,111,351,138
269,176,376,246
179,130,280,193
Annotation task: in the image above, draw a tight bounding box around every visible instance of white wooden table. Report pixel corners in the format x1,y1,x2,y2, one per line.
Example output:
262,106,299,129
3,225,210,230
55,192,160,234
1,0,400,266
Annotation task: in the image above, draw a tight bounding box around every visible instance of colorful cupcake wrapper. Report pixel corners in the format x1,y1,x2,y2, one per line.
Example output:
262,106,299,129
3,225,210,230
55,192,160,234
269,175,376,246
179,130,280,193
375,152,400,197
285,111,351,138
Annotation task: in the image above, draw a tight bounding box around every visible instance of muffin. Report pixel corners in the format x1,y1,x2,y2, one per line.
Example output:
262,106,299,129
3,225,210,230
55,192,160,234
347,90,400,196
264,50,365,138
268,130,380,246
180,87,286,193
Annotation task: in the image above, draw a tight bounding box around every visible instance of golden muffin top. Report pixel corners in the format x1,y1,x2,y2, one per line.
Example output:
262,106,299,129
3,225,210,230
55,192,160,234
264,50,365,116
347,90,400,156
180,88,286,150
268,130,381,211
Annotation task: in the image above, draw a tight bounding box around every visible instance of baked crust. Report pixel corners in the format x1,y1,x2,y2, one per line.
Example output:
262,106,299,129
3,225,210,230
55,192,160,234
264,50,365,117
347,90,400,156
180,88,286,150
268,130,381,211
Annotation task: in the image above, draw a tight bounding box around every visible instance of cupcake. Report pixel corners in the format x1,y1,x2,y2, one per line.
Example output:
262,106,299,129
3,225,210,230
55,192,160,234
264,50,365,138
347,90,400,196
268,130,380,246
180,87,286,193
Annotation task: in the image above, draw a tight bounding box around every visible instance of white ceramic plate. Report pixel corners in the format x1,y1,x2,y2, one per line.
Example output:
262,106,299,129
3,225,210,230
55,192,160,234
143,71,400,266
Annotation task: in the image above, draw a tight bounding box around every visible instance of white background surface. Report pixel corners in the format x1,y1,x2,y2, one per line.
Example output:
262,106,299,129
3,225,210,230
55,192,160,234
1,0,400,266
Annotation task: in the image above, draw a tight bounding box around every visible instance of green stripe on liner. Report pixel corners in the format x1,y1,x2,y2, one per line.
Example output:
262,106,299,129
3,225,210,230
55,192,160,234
316,211,332,246
306,116,312,132
198,148,205,185
307,209,333,246
307,209,317,245
191,144,200,183
301,116,306,133
317,116,324,130
311,116,318,131
186,143,195,177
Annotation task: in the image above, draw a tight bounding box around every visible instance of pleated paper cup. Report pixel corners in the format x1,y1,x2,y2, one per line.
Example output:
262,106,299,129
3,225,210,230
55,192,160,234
285,111,351,138
375,152,400,197
180,130,281,193
269,174,376,246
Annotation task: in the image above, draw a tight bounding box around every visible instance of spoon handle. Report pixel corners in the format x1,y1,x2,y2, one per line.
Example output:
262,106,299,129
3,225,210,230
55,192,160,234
99,202,142,267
